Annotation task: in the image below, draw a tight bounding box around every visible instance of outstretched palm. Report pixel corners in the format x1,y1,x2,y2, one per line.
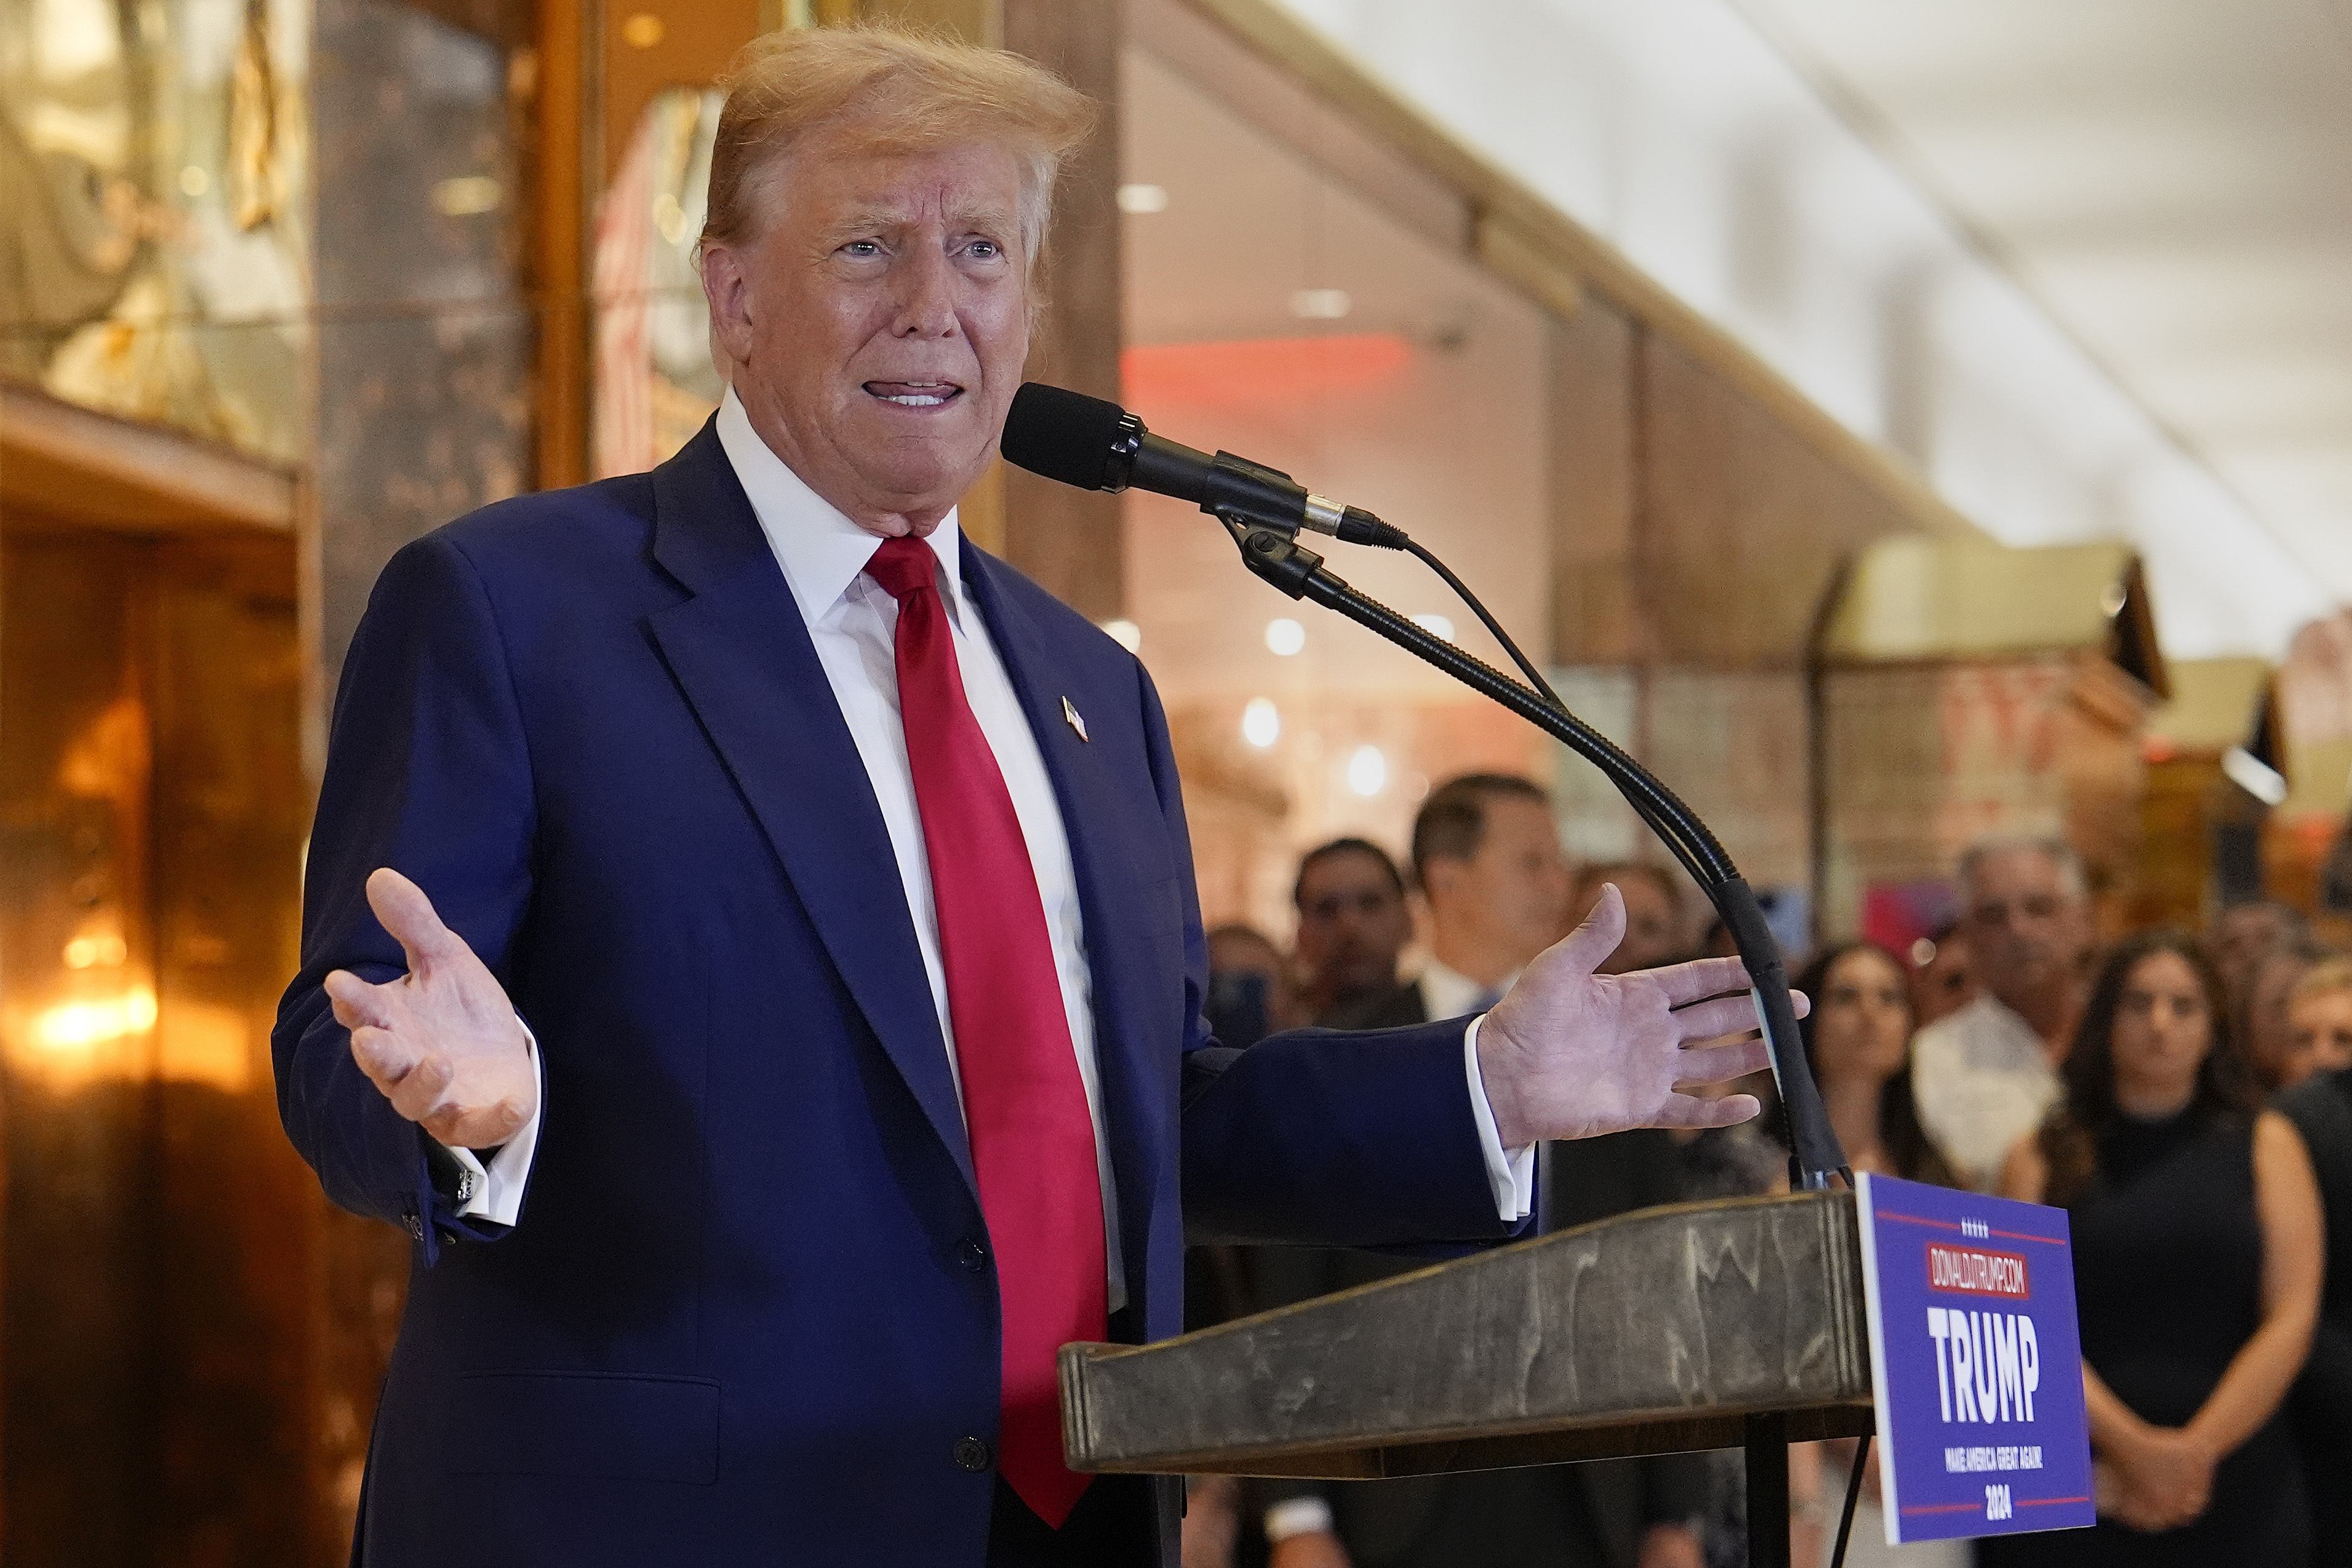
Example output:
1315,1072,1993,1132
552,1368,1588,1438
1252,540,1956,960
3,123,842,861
1476,884,1783,1148
323,867,536,1151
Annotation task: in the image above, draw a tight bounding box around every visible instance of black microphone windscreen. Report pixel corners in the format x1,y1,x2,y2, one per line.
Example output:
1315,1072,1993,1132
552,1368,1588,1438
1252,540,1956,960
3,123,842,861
1001,382,1127,491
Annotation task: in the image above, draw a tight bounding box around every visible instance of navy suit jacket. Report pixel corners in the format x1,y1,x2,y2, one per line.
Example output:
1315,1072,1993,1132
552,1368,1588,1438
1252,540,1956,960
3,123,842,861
273,425,1516,1566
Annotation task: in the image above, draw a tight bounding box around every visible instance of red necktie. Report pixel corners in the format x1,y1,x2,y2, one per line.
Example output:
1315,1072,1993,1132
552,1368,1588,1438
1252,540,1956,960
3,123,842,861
863,534,1106,1527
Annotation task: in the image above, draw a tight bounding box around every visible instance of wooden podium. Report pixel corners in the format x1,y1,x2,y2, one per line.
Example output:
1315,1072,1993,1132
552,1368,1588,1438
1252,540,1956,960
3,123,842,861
1060,1190,1877,1566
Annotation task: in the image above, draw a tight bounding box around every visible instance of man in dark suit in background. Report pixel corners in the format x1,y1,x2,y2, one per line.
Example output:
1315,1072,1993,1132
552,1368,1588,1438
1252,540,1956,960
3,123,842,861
1257,775,1708,1568
272,30,1776,1568
1293,838,1415,1025
1326,775,1572,1034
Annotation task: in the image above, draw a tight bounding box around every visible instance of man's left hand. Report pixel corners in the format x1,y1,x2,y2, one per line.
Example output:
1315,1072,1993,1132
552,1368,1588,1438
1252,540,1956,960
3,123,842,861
1476,884,1787,1149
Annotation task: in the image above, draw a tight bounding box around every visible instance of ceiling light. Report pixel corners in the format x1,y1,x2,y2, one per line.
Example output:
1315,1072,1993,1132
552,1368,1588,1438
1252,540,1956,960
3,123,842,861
1346,745,1387,797
1265,618,1305,656
1241,698,1281,748
2222,746,2288,807
1117,183,1169,214
1290,289,1352,320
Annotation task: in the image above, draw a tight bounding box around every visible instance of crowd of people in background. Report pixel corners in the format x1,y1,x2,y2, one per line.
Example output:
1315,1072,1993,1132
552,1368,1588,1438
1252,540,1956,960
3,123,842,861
1180,774,2352,1568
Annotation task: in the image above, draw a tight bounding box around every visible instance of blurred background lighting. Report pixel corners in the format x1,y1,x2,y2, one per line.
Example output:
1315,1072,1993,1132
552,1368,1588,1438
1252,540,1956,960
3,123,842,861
33,987,158,1052
1409,613,1455,641
1265,617,1306,655
1346,744,1387,797
1101,618,1142,652
1116,182,1170,214
1241,697,1281,748
1289,287,1351,319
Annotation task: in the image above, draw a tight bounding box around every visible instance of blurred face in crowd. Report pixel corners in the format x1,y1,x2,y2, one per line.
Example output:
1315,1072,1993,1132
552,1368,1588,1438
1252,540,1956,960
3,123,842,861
2243,949,2316,1091
1910,930,1977,1028
1961,847,2092,1015
2289,987,2352,1084
2108,949,2213,1118
702,123,1031,536
1294,849,1412,1009
1422,795,1571,982
1813,946,1914,1089
1572,869,1684,976
2210,902,2300,1010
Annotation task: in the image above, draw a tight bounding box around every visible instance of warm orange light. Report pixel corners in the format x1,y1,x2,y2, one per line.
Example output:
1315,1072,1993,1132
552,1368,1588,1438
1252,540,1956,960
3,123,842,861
1122,334,1414,409
33,987,158,1050
62,931,129,969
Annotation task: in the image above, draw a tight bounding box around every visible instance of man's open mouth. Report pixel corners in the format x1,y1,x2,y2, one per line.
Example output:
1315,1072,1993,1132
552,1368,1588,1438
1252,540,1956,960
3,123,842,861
864,381,964,408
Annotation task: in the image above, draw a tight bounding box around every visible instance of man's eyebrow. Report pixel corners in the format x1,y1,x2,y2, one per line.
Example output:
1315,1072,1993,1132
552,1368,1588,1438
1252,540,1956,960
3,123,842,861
822,201,1020,236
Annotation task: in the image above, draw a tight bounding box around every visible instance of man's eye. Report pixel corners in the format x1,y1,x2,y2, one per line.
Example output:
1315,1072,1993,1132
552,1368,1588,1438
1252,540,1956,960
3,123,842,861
842,241,882,258
967,239,1002,260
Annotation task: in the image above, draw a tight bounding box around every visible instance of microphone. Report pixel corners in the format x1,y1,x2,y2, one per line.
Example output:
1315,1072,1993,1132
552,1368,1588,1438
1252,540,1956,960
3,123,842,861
1000,383,1408,549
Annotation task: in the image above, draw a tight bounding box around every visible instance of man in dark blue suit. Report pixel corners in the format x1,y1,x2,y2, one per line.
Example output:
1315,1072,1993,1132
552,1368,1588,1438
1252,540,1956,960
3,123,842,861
273,26,1774,1567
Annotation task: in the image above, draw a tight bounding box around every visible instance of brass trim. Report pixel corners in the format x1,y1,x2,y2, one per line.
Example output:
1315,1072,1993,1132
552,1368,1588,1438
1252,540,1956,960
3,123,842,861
1,384,297,535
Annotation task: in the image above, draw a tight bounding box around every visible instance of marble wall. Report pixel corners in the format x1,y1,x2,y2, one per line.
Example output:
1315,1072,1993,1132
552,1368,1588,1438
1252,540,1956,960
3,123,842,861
310,0,533,725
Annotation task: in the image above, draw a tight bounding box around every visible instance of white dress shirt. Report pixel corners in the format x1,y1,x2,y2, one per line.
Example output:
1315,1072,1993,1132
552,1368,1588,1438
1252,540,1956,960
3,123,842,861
1417,959,1537,1222
448,390,1529,1274
1910,993,2060,1193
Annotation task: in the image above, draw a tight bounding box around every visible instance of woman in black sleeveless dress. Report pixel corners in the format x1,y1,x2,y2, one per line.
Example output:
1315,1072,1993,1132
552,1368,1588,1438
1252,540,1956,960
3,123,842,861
1984,931,2322,1566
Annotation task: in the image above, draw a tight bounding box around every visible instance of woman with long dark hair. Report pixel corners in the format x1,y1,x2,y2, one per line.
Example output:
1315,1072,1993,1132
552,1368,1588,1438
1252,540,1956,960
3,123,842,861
1791,942,1962,1567
1795,941,1958,1188
1983,930,2321,1566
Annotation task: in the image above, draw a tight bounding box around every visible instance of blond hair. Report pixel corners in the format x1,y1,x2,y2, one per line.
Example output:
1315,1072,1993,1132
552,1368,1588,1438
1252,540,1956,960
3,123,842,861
2292,956,2352,1007
701,24,1097,268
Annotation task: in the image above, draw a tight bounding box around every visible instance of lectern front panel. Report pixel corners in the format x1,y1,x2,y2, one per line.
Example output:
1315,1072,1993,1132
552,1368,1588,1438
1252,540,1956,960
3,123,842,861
1061,1191,1874,1477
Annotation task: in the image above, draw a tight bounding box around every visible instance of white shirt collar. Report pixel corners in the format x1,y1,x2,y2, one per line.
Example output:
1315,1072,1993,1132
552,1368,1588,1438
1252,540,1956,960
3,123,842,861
713,386,967,628
1420,956,1518,1020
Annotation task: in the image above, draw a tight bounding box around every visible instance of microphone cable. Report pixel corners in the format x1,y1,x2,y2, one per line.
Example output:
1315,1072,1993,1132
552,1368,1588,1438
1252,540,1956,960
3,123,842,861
1380,528,1733,894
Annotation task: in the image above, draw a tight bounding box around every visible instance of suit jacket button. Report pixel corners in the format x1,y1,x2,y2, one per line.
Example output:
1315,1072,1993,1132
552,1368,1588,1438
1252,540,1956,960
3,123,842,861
952,1436,992,1473
956,1238,988,1271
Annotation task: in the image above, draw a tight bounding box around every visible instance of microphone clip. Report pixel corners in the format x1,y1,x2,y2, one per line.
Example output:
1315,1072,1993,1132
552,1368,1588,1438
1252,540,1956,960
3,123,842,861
1219,515,1327,599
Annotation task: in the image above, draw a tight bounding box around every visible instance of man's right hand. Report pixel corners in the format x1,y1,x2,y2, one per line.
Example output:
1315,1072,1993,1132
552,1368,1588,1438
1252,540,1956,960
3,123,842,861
323,867,535,1152
1268,1530,1351,1568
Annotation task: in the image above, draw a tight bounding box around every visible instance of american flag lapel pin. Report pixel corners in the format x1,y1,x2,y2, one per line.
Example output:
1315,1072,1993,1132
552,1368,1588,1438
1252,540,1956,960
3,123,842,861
1062,696,1089,741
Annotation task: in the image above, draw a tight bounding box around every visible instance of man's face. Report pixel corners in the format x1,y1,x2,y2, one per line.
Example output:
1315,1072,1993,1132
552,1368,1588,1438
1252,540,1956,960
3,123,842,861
2246,951,2313,1088
1423,796,1570,976
2211,903,2296,1006
1294,851,1411,1005
701,127,1030,536
1960,847,2090,1010
1911,930,1977,1028
2289,988,2352,1084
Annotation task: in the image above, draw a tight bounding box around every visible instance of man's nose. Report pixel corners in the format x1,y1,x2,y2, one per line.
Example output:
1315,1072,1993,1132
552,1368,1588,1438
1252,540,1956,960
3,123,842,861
891,249,961,337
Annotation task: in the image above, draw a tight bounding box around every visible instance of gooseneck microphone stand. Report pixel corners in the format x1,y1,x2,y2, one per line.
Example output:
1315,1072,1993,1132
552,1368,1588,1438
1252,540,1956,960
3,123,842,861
999,381,1862,1565
1220,514,1852,1568
1221,518,1845,1186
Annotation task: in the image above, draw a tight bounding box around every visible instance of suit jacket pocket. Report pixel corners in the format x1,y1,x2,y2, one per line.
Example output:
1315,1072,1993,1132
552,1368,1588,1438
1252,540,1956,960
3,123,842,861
442,1371,720,1484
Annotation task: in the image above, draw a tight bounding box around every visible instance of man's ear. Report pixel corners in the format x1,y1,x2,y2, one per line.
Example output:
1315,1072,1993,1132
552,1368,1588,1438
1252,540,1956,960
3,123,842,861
701,243,756,366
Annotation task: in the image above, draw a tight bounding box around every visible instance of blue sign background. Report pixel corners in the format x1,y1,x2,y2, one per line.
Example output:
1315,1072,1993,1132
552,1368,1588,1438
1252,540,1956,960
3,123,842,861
1855,1172,2096,1543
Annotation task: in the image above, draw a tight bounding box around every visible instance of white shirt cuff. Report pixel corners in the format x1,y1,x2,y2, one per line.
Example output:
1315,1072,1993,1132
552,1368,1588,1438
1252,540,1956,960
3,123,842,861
1465,1015,1535,1223
442,1018,543,1226
1263,1497,1337,1542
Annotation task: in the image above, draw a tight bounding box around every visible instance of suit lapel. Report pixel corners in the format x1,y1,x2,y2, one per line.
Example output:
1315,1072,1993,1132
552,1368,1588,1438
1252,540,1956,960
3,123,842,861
961,552,1173,1299
644,427,976,1198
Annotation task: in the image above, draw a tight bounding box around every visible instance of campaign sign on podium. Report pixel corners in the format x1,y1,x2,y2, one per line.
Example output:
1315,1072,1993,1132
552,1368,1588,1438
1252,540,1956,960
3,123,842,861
1854,1172,2095,1544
